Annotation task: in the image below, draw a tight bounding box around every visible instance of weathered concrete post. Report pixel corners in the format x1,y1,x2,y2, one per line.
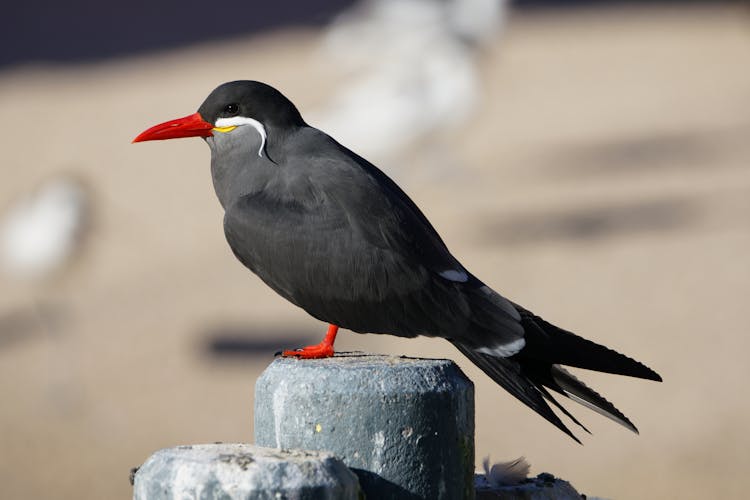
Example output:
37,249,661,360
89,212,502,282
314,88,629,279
254,353,475,500
132,443,361,499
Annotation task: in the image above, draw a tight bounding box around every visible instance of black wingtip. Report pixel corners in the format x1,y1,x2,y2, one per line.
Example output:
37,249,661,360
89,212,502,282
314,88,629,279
567,430,583,445
518,310,663,383
631,362,662,382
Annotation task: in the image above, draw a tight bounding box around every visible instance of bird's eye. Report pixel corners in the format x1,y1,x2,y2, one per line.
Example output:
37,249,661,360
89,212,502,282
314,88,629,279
223,103,239,115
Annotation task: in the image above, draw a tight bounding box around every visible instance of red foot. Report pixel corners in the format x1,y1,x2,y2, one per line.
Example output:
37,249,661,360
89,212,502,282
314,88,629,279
282,324,338,359
282,343,335,359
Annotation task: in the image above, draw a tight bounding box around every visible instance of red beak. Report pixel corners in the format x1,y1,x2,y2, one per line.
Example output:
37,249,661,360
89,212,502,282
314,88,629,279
132,112,214,143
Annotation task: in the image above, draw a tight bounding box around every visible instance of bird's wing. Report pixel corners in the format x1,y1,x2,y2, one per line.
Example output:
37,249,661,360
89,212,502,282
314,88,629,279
305,134,467,282
223,183,463,337
289,133,524,343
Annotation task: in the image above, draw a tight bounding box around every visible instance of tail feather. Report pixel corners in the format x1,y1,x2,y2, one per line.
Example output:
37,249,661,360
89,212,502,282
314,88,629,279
535,383,591,435
549,365,638,433
451,307,662,441
452,341,582,443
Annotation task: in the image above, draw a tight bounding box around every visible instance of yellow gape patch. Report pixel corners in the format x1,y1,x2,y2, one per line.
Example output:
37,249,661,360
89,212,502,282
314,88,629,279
213,126,237,133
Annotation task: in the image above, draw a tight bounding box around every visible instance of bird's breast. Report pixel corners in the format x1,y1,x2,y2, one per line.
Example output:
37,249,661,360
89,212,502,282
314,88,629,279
223,196,440,335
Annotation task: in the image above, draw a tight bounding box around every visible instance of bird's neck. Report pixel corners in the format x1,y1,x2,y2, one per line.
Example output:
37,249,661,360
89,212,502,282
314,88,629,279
209,156,270,211
207,124,299,210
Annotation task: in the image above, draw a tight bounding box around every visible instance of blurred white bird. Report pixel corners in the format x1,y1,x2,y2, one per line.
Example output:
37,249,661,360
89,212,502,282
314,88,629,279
312,0,506,161
481,456,530,487
0,175,89,281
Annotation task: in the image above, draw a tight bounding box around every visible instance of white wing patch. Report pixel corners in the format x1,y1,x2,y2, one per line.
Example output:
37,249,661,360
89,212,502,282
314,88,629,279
476,337,526,358
439,269,468,282
215,116,267,157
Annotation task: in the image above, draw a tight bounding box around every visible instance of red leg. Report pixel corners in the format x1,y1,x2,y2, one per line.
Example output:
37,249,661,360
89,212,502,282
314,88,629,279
282,324,338,359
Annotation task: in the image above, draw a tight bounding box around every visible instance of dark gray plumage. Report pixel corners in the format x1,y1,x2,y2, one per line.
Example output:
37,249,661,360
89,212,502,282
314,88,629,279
137,80,662,442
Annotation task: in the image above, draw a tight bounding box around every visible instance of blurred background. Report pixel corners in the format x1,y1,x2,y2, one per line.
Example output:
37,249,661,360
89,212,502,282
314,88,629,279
1,0,748,498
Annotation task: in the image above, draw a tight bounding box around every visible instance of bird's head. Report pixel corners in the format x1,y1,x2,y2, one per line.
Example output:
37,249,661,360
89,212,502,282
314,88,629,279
132,81,304,153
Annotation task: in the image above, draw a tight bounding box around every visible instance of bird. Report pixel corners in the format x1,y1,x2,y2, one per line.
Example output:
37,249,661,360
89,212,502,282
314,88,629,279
311,0,505,160
133,80,661,442
1,175,89,281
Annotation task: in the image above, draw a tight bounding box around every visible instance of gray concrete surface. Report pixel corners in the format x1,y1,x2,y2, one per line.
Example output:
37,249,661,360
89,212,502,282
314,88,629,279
254,353,475,499
132,443,361,500
475,472,582,500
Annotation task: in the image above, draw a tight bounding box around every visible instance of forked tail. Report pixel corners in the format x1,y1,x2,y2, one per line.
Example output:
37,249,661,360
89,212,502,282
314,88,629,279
452,307,661,442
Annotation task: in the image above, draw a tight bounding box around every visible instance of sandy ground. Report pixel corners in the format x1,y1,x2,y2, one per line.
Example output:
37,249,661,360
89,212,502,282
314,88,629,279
0,3,748,499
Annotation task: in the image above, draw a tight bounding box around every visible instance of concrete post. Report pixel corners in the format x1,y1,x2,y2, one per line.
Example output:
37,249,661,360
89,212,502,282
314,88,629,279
254,353,475,500
132,443,361,500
